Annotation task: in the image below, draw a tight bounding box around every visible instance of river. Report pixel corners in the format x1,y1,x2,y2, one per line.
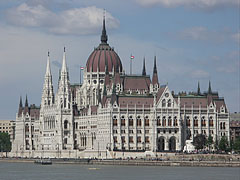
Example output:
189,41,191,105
0,162,239,180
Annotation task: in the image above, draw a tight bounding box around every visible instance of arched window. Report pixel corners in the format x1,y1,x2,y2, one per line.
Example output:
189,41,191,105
157,116,161,126
137,116,142,127
167,99,171,107
64,120,68,129
168,116,172,126
162,116,166,126
128,116,133,126
162,99,166,107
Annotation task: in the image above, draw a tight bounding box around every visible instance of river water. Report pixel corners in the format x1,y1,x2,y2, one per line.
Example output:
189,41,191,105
0,162,239,180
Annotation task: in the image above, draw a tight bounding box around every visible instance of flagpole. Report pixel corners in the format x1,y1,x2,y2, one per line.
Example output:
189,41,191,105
130,54,132,75
80,67,81,85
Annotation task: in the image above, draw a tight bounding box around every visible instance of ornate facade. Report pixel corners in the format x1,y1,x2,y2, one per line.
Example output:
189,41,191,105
11,19,230,158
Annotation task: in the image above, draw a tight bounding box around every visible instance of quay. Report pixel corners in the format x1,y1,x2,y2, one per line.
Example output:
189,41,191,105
0,154,239,167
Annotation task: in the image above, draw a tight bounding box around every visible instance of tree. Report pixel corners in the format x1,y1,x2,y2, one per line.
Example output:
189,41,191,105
218,136,229,152
206,135,213,150
232,137,240,152
0,132,11,157
193,134,206,150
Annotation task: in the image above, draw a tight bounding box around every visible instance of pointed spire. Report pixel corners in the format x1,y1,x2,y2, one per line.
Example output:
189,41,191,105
45,51,51,76
25,95,28,107
153,55,157,74
197,81,201,95
142,57,146,76
61,46,67,73
208,80,212,94
152,56,159,85
101,10,108,44
19,96,23,108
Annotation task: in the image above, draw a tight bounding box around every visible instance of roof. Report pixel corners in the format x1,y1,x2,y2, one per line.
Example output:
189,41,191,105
123,75,151,91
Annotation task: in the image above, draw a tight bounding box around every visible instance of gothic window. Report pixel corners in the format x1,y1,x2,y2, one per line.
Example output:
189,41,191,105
113,136,118,143
186,116,190,127
113,116,118,126
128,116,133,126
168,116,172,126
137,116,142,127
144,116,149,126
194,116,198,127
173,116,178,126
64,120,68,129
137,136,141,143
167,99,171,107
162,116,166,126
162,99,166,107
145,136,150,143
120,116,125,126
129,136,134,143
157,116,161,126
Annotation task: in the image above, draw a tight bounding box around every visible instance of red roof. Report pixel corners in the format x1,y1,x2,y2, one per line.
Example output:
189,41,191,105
86,44,123,73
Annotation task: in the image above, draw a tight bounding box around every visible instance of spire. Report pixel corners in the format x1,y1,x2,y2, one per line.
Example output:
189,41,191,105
152,56,159,85
197,81,201,95
142,57,146,76
18,96,23,116
153,55,157,74
25,95,28,107
19,96,23,108
61,47,67,74
45,51,51,76
208,80,212,94
101,11,108,44
41,51,55,107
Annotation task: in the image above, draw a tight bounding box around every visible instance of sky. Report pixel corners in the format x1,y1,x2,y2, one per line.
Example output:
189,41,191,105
0,0,239,120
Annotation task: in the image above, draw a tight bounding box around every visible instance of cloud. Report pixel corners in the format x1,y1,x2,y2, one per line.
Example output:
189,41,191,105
135,0,238,10
191,70,209,78
5,3,119,35
231,32,240,43
175,26,238,44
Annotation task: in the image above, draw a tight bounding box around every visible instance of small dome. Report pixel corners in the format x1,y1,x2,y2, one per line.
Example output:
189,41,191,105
85,17,123,73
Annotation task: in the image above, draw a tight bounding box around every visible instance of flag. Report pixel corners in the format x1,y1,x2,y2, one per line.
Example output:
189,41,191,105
130,55,134,59
80,66,84,70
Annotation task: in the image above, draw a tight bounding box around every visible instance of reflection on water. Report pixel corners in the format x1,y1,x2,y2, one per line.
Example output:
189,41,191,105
0,162,239,180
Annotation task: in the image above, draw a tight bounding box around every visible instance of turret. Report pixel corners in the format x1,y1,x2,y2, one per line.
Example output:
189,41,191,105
151,56,159,92
41,51,54,107
18,96,23,116
24,95,29,114
197,81,201,95
57,47,71,109
142,57,146,76
208,80,212,94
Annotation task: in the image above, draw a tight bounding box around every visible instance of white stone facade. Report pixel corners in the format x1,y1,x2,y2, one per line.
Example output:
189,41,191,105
11,22,230,159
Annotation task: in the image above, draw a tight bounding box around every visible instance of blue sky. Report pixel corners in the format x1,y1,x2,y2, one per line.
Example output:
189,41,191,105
0,0,239,119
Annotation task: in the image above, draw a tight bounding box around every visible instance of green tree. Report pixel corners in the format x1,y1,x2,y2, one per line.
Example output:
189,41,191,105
232,137,240,152
206,135,213,150
193,134,206,150
0,132,12,157
218,136,229,152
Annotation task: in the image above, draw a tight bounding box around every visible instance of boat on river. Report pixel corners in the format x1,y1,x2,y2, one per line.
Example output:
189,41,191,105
34,159,52,165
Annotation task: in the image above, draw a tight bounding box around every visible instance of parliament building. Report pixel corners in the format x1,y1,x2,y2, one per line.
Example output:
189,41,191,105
11,18,230,158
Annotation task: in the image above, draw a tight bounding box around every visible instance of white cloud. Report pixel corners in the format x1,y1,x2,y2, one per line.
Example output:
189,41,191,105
191,70,209,78
5,3,119,35
231,32,240,43
136,0,238,10
176,26,238,43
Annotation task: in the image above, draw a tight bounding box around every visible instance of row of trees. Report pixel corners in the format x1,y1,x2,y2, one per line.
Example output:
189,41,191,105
0,132,12,157
193,134,240,152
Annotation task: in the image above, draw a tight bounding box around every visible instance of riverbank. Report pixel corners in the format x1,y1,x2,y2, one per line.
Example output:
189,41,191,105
1,154,239,167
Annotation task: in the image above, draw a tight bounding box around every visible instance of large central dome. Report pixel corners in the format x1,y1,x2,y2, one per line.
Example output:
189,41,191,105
86,18,123,73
